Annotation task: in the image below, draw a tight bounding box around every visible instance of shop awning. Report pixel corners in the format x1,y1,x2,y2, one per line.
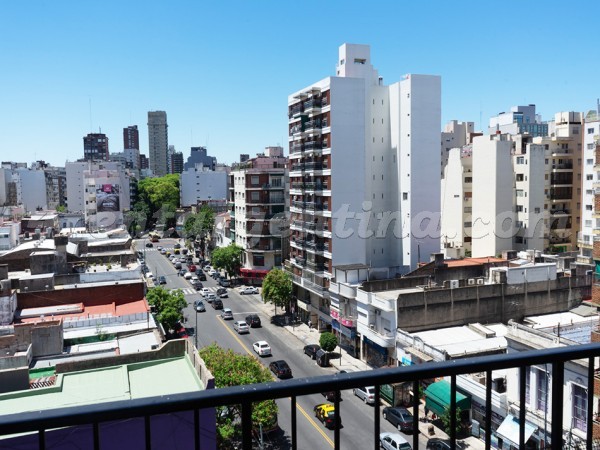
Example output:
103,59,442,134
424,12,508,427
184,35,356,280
424,380,471,417
495,414,536,447
404,346,433,362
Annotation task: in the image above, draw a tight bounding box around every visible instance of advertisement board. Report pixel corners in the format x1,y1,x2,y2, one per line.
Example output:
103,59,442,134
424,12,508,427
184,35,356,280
96,184,120,212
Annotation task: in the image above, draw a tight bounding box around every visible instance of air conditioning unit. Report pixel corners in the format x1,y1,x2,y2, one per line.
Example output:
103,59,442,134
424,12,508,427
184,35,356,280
449,280,459,289
468,278,475,286
476,279,485,285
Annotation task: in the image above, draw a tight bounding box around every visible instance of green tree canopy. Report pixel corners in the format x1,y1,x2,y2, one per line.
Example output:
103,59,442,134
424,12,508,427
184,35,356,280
319,331,338,352
441,406,463,436
183,205,215,239
261,268,292,315
198,344,278,445
211,244,243,279
146,286,187,331
136,174,180,229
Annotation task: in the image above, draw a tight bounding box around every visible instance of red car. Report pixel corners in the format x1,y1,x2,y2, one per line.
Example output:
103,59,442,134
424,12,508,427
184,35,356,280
188,264,196,272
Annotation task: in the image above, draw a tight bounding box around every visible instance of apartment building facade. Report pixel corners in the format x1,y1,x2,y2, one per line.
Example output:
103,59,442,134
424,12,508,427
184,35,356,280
229,148,287,281
286,43,441,336
147,111,168,176
579,106,600,258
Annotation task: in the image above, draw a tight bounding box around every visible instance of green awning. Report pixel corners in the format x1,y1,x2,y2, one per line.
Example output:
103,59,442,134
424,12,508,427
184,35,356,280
424,380,471,417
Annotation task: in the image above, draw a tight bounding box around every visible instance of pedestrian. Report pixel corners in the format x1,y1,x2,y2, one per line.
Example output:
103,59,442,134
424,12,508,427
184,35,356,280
308,321,313,331
424,406,430,421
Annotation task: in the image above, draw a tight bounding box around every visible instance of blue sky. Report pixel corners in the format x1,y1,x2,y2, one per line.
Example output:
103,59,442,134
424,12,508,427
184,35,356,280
1,1,599,167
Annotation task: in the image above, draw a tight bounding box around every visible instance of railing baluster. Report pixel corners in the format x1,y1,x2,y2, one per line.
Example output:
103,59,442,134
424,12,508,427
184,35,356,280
144,415,151,450
519,366,526,449
291,396,297,450
38,428,45,450
241,402,252,450
332,389,340,450
485,369,492,450
93,421,100,450
450,375,457,450
551,361,564,449
194,408,200,450
412,379,419,450
587,357,594,450
373,385,380,450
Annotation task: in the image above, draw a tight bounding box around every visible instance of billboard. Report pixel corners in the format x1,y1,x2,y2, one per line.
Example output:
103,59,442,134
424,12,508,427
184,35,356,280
96,184,120,212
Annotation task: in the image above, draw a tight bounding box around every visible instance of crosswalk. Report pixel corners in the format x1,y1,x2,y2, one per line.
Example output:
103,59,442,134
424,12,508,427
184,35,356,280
175,286,220,296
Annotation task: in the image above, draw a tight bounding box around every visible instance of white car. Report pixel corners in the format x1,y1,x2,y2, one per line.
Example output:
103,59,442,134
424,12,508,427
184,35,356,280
184,272,192,280
200,288,210,297
146,272,154,279
253,341,271,357
208,268,217,276
233,320,250,334
239,286,259,295
191,275,199,282
380,433,411,450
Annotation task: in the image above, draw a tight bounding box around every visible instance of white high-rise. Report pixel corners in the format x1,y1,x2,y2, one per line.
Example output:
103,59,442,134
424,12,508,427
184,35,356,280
286,43,441,340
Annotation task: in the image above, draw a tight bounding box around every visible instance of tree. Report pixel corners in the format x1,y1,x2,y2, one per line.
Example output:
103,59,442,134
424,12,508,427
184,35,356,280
441,406,462,436
136,175,180,229
198,344,278,446
211,244,243,279
261,268,292,315
183,206,215,239
319,331,338,352
146,287,187,331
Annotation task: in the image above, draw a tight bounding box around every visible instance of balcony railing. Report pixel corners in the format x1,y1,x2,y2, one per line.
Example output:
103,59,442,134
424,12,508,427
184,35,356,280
1,343,598,450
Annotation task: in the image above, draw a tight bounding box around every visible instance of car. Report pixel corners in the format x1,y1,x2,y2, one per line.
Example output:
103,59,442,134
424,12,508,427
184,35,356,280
178,268,187,277
193,281,203,290
158,276,167,285
252,340,272,357
184,272,193,280
382,407,414,433
188,264,196,272
191,275,199,282
145,242,153,248
160,248,167,254
233,320,249,334
353,386,376,404
194,300,206,312
175,262,182,269
174,323,189,339
206,293,217,303
204,265,212,272
245,314,261,328
239,286,259,295
426,438,462,450
146,272,154,279
208,268,217,276
380,432,412,450
211,299,224,310
200,288,210,297
198,272,207,281
221,308,233,320
174,249,180,255
269,360,292,379
174,243,181,249
218,278,231,287
313,403,341,429
216,287,228,298
303,344,321,359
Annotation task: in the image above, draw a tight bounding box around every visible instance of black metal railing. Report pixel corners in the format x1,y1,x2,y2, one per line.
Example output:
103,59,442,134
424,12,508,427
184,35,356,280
1,343,599,450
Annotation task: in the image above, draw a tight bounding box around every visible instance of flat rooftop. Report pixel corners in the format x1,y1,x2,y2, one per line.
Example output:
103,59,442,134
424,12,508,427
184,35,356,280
0,356,204,416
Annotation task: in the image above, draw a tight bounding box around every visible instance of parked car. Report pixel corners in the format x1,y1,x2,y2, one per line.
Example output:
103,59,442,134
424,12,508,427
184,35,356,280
192,281,203,290
146,272,154,279
160,248,167,254
221,308,233,320
145,242,153,248
211,299,223,310
303,344,321,359
239,286,259,295
216,287,228,298
426,438,461,450
188,264,196,272
233,320,249,334
380,432,412,450
252,340,271,357
208,268,217,277
198,272,207,281
204,265,212,272
218,278,231,287
382,407,414,433
200,288,210,297
245,314,261,328
158,276,167,285
313,403,341,430
174,323,188,339
178,268,187,277
353,386,376,404
184,272,192,280
175,262,182,269
269,360,292,379
194,300,206,312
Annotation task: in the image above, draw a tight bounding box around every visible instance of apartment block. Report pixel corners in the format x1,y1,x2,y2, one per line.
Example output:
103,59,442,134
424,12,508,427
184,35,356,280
579,105,600,257
229,148,287,281
83,133,109,161
286,43,441,336
147,111,168,176
179,165,228,207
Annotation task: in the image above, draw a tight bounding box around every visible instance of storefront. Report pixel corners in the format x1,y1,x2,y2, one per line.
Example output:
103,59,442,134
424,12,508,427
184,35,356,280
332,319,359,358
362,336,389,368
424,380,471,424
494,414,539,449
239,268,269,286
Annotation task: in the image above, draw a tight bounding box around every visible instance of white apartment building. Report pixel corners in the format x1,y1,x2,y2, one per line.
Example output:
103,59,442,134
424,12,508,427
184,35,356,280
13,168,47,213
471,134,515,258
489,104,548,137
579,105,600,257
0,221,20,251
65,161,132,230
179,165,228,207
230,149,287,280
287,43,441,334
440,120,475,175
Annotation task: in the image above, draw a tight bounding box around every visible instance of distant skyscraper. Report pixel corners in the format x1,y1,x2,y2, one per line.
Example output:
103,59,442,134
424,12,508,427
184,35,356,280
184,146,217,171
147,111,168,176
123,125,139,150
171,151,184,174
139,154,149,170
83,133,109,161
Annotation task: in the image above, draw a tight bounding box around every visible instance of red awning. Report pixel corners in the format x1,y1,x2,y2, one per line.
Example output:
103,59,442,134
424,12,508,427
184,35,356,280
240,268,270,275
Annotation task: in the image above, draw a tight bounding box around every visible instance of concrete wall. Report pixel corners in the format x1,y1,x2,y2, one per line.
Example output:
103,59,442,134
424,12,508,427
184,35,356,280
396,276,586,332
0,366,29,393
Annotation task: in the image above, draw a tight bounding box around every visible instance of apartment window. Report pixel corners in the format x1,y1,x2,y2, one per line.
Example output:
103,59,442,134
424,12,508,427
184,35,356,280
585,220,593,227
588,143,596,150
516,156,525,164
464,177,472,183
545,159,549,164
587,159,594,165
587,175,594,181
251,191,259,201
515,236,523,244
586,205,593,211
587,189,594,195
589,128,595,134
573,127,579,134
516,205,523,212
516,174,524,182
402,192,408,200
572,383,587,432
534,207,540,214
516,190,524,197
253,254,265,266
251,176,260,186
536,369,549,413
525,368,531,404
464,221,471,228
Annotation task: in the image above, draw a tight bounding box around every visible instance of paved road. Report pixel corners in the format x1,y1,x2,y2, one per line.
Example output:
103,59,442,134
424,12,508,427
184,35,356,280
136,238,432,449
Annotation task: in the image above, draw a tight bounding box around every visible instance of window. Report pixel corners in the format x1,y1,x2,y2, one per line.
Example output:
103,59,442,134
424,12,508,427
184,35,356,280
587,159,594,165
516,174,524,182
525,368,531,404
516,190,524,197
402,192,408,200
251,191,259,201
573,127,579,134
536,369,549,412
252,254,265,266
588,143,595,150
516,205,523,212
534,207,540,214
464,177,472,183
516,156,525,164
587,175,594,181
572,384,587,432
464,221,471,228
586,205,593,211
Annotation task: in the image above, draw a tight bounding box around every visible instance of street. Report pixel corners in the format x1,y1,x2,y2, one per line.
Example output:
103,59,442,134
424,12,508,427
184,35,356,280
136,238,433,449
